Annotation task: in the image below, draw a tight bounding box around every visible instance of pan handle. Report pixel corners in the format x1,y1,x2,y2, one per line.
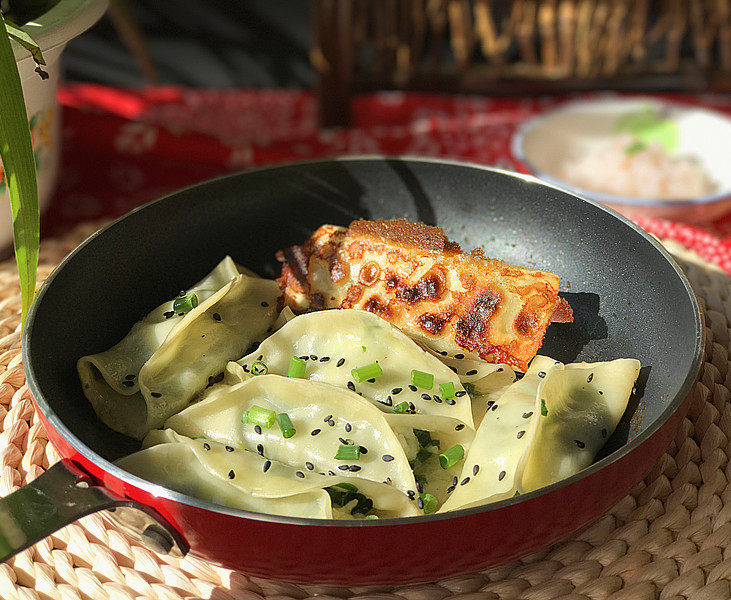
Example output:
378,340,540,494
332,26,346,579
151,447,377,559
0,459,188,563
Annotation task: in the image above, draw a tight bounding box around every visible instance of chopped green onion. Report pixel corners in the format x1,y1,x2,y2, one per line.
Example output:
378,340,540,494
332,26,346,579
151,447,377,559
246,405,276,428
276,413,296,438
362,345,367,352
364,514,379,520
241,410,249,423
439,444,465,469
439,381,456,399
624,140,647,155
541,398,548,416
287,356,306,378
411,370,434,390
192,435,205,439
335,482,359,493
335,444,361,460
393,401,410,414
251,360,268,376
420,493,438,514
172,293,198,314
351,362,383,383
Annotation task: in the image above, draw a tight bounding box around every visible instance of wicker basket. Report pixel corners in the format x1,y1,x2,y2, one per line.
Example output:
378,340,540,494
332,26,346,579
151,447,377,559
312,0,731,126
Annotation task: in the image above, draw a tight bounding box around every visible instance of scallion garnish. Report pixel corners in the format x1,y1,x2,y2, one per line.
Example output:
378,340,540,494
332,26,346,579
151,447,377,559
439,381,456,399
288,356,306,378
420,493,438,514
246,405,276,428
251,360,268,376
172,293,198,314
411,370,434,390
541,398,548,416
351,362,383,383
276,412,296,438
335,444,361,460
364,514,379,520
439,444,464,469
393,401,410,413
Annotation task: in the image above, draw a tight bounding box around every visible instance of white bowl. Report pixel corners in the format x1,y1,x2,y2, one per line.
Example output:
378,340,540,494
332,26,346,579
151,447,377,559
512,97,731,223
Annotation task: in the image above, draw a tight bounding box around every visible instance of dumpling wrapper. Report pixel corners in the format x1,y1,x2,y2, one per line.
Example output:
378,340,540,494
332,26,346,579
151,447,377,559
237,310,474,428
520,358,640,492
118,430,418,519
438,356,557,512
165,374,422,500
80,266,280,439
439,356,640,513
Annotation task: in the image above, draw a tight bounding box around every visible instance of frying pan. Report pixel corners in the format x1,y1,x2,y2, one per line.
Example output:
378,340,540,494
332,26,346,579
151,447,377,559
2,158,702,585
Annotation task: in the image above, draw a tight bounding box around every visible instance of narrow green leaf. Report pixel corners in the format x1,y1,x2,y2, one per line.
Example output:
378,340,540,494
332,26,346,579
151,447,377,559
0,12,40,326
4,21,46,65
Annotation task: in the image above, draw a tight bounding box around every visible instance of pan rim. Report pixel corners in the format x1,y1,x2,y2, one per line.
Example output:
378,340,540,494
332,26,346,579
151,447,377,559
22,155,704,528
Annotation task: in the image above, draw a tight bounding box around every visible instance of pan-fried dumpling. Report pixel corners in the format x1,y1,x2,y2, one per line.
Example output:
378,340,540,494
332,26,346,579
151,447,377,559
79,265,280,439
520,358,641,492
237,310,474,428
439,356,640,512
118,430,418,519
165,374,422,500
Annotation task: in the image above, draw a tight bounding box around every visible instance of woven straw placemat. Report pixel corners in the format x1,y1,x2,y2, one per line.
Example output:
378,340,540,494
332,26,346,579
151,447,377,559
1,222,730,600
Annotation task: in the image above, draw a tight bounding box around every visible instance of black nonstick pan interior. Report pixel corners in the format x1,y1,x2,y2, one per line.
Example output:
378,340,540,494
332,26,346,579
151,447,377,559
24,157,702,473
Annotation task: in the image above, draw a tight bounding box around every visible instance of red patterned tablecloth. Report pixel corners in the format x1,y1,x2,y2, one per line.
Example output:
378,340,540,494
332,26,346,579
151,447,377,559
51,85,731,272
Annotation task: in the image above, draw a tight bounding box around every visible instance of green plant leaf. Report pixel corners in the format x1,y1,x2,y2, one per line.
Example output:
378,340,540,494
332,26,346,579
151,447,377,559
0,12,40,326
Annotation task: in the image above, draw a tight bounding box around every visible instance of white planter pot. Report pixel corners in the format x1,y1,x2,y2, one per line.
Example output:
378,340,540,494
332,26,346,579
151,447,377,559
0,0,107,250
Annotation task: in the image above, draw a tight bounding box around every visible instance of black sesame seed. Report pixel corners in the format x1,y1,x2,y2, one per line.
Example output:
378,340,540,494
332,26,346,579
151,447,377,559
349,465,361,472
408,385,418,392
125,374,135,380
447,485,455,493
461,477,470,486
517,430,525,439
254,425,262,435
434,395,443,403
324,415,333,422
421,393,431,400
455,424,465,431
359,446,368,454
574,439,586,448
455,391,467,398
163,310,175,319
392,387,402,395
445,398,456,405
409,402,416,411
407,490,416,500
296,471,305,478
599,390,604,395
538,371,546,378
487,400,495,407
339,437,351,445
378,396,393,407
473,465,480,476
311,429,321,436
242,365,249,372
587,373,594,383
150,392,162,398
299,355,309,360
212,313,221,321
449,366,458,373
491,404,499,411
367,378,376,383
310,355,318,361
439,350,448,356
320,356,331,362
261,301,269,307
455,353,465,359
497,367,503,372
466,369,478,376
347,381,356,391
416,482,423,493
498,470,506,481
121,380,134,387
257,355,263,361
382,454,394,462
257,444,264,455
336,358,346,367
328,419,335,426
601,428,607,438
417,498,424,509
329,471,335,476
305,462,314,470
338,465,350,471
263,460,271,472
523,412,533,419
453,476,458,485
225,446,234,452
203,443,210,451
228,470,235,479
345,423,352,432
